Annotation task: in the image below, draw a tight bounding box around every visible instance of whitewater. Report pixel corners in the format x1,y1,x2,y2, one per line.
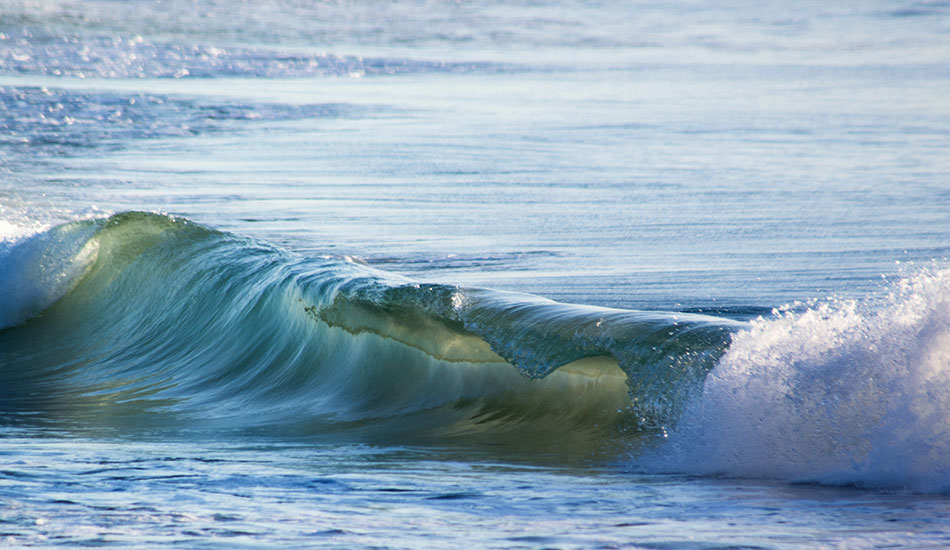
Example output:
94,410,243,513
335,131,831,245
3,0,950,548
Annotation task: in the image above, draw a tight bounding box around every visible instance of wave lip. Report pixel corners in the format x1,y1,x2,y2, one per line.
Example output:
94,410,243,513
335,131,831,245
317,279,740,426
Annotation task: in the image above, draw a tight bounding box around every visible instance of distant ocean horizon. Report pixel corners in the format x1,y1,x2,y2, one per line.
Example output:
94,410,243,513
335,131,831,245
3,1,950,547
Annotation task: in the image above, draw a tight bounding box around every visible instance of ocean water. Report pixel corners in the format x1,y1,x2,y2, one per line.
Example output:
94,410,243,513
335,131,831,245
3,0,950,547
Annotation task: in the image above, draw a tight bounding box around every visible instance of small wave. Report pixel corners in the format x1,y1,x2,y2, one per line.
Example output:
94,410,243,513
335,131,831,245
0,86,378,160
0,31,517,80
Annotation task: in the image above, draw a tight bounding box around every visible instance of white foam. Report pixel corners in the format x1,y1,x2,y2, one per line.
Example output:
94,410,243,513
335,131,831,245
0,222,100,330
662,267,950,492
0,220,37,242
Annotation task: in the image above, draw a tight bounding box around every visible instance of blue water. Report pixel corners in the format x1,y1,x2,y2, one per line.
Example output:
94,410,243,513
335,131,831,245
3,0,950,547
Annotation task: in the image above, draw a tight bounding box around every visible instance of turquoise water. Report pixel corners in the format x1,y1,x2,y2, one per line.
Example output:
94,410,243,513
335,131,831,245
3,1,950,547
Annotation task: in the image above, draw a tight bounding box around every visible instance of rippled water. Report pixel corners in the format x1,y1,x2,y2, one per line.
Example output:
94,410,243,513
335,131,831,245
3,0,950,547
6,434,950,549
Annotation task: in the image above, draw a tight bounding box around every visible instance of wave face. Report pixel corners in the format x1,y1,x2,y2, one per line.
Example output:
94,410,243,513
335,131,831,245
0,213,738,456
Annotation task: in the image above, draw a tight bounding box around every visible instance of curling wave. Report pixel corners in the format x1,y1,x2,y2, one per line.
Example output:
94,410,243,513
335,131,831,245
0,212,739,456
5,212,950,488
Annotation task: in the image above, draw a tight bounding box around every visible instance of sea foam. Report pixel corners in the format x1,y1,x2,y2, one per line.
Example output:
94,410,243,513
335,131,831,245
664,266,950,492
0,221,100,330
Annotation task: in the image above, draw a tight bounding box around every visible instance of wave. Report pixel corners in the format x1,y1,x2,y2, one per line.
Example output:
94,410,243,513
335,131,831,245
0,212,737,456
6,212,950,491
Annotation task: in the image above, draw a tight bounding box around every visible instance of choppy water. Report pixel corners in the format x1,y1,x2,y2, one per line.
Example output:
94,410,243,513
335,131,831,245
3,0,950,548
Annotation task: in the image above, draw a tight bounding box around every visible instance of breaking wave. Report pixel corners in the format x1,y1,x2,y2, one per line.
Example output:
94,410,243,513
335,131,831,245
0,212,736,457
654,266,950,492
5,212,950,490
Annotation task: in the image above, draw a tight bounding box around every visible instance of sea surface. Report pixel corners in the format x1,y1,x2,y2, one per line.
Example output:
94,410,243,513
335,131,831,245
3,1,950,548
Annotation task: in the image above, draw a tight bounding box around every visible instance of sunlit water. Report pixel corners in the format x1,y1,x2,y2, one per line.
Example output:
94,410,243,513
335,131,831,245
3,0,950,547
6,434,950,549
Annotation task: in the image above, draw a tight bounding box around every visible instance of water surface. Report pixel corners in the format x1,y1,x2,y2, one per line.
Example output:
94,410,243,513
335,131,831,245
3,0,950,547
